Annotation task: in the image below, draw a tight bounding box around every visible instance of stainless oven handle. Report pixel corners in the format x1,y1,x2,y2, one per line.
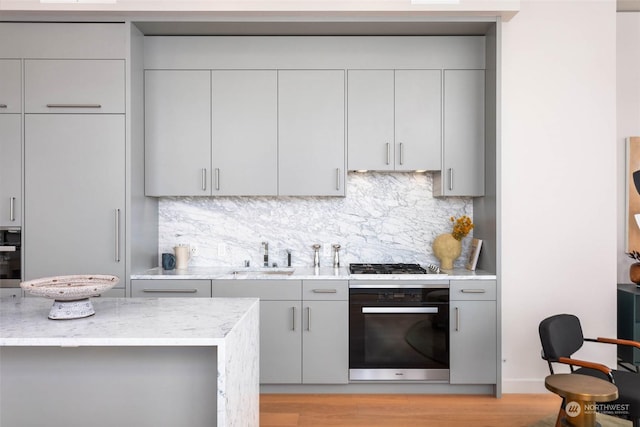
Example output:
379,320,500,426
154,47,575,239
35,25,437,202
362,307,439,314
0,246,17,252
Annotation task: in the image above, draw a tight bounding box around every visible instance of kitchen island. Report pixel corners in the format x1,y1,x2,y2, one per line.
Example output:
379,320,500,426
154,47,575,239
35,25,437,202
0,297,259,427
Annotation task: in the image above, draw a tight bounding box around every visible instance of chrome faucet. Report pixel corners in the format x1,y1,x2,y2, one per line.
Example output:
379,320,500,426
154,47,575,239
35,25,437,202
262,241,269,267
312,244,321,268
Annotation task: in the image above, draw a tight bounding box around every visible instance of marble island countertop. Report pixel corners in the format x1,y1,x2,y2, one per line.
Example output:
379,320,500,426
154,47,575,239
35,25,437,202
132,266,496,281
0,297,259,347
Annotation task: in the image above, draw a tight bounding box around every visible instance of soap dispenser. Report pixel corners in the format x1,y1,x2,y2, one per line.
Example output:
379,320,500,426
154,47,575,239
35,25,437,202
332,244,341,268
312,244,321,268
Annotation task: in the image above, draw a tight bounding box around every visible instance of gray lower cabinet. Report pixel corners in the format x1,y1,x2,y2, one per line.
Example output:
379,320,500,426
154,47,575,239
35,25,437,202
213,279,349,384
144,70,211,196
131,279,212,298
24,114,125,281
347,69,441,172
301,280,349,384
0,115,21,226
449,280,497,384
434,69,485,197
213,280,302,383
278,70,346,196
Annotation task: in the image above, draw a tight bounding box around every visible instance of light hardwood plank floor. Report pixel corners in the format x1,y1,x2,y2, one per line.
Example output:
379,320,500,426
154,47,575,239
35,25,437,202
260,393,561,427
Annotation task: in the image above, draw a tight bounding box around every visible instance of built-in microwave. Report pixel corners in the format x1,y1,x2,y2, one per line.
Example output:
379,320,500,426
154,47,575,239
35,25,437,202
0,227,21,288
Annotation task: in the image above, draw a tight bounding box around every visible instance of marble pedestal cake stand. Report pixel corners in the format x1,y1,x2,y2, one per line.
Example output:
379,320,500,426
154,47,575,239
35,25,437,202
20,275,119,320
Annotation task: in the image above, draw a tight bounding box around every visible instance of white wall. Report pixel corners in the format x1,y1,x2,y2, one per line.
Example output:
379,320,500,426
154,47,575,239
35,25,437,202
501,0,617,392
617,12,640,282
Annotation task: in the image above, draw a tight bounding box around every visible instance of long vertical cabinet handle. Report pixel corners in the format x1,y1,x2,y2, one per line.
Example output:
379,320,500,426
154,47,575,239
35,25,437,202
291,306,296,331
455,306,460,331
399,143,404,165
306,307,311,331
9,197,15,222
448,168,454,191
201,168,207,191
386,143,391,165
336,168,341,191
214,168,220,191
114,209,121,262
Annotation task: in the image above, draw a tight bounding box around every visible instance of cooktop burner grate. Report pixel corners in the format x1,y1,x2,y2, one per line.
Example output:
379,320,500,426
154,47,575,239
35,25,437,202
349,263,428,274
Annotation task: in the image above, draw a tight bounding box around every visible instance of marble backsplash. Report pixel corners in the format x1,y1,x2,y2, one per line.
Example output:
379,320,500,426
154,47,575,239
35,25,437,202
158,172,473,269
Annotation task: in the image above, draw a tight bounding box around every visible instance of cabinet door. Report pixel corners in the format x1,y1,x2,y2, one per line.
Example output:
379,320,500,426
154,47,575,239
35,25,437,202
439,69,485,196
261,300,303,384
0,60,21,113
212,70,277,196
347,70,395,171
449,300,497,384
0,115,21,226
145,70,211,196
278,70,345,196
302,300,349,384
131,279,211,298
395,70,441,171
24,115,125,281
24,59,124,114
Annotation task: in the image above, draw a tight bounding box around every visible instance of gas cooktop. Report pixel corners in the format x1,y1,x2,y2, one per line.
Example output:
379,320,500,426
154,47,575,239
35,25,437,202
349,263,439,275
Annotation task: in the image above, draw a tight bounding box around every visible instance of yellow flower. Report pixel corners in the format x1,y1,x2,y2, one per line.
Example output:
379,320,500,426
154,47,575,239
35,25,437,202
450,215,474,241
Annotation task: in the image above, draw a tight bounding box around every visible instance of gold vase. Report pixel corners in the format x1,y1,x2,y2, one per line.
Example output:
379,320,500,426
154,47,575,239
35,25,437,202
630,262,640,285
432,233,462,270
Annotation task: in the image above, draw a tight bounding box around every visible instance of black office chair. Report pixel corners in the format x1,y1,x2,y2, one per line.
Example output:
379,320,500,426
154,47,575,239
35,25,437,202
539,313,640,427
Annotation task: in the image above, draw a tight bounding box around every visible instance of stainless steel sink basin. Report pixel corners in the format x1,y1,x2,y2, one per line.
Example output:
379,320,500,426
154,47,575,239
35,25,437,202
231,267,295,276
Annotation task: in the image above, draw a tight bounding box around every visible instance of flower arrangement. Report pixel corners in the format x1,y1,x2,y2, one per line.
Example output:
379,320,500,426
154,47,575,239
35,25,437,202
627,251,640,262
450,215,474,241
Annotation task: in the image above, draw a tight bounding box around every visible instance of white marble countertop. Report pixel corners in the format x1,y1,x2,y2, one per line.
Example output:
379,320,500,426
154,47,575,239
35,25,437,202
0,297,259,347
131,266,496,281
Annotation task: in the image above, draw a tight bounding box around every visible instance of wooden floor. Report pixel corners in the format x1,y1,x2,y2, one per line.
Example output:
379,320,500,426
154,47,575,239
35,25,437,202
260,393,561,427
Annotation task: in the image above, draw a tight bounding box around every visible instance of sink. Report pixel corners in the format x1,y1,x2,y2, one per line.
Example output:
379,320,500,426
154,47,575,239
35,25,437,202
231,267,295,276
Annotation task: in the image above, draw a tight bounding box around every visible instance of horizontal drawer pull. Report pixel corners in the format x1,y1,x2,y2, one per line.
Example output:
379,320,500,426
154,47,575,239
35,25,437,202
142,288,198,293
0,246,17,252
363,307,438,314
0,104,7,108
46,104,102,109
312,289,338,293
460,289,486,293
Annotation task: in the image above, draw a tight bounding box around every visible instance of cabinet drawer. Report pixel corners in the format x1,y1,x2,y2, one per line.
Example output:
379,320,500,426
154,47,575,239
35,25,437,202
213,280,301,300
303,280,348,301
0,59,21,113
131,279,211,298
25,59,124,113
450,280,496,301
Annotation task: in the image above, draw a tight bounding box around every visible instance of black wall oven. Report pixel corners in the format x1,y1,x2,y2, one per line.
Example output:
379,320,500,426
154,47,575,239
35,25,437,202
0,227,21,288
349,281,449,381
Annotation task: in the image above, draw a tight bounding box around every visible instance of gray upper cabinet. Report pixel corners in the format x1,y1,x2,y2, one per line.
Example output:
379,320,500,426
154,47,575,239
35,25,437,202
0,60,22,113
0,115,21,226
212,70,278,196
348,69,441,172
24,114,125,280
435,69,485,197
145,70,211,196
278,70,346,196
24,59,124,114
